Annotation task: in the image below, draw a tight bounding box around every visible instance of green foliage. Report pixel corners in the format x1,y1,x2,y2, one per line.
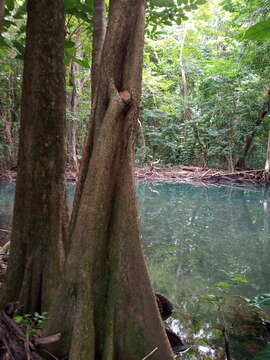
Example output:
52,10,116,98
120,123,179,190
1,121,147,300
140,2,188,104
137,0,270,168
243,21,270,40
253,344,270,360
146,0,207,36
6,0,15,12
14,312,48,337
246,293,270,309
64,0,93,23
1,0,270,169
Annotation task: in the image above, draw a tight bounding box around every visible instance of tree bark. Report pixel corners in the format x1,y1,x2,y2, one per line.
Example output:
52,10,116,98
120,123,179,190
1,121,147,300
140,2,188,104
68,59,79,174
237,87,270,169
179,25,207,167
0,0,4,35
45,1,174,359
91,0,106,104
264,130,270,184
0,0,68,313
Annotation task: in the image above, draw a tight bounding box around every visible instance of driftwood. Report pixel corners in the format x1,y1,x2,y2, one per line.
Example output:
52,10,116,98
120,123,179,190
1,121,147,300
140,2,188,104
0,229,10,234
0,304,61,360
135,166,270,187
0,241,10,254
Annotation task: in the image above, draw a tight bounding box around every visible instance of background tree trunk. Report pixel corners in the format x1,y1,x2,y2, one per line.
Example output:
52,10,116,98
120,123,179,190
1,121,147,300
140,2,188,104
0,0,4,35
0,0,68,313
179,25,207,168
68,31,81,176
237,87,270,169
45,1,174,359
264,130,270,184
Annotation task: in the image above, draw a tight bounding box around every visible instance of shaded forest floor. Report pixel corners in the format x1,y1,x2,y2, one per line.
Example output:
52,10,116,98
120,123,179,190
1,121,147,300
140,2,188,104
0,165,269,187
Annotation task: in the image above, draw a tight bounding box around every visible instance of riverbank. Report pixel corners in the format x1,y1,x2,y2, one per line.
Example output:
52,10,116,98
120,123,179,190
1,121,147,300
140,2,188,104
0,165,269,187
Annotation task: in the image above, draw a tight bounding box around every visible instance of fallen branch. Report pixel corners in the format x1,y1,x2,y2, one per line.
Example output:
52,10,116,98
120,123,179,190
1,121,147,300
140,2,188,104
0,241,10,254
34,333,61,346
0,228,10,233
141,347,158,360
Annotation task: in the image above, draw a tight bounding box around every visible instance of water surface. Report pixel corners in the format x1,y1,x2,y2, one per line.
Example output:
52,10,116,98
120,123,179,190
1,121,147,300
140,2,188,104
1,182,270,359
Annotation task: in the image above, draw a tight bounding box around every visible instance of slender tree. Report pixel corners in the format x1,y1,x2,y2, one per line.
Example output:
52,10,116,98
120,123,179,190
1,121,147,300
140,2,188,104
0,0,68,313
0,0,4,35
45,0,174,359
237,87,270,169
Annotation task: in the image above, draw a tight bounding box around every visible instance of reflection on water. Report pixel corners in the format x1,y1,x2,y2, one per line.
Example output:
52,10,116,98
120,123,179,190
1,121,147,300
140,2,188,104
138,183,270,359
1,182,270,359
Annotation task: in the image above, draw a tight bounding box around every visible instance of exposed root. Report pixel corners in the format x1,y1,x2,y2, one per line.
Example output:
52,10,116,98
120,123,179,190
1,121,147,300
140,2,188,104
0,304,61,360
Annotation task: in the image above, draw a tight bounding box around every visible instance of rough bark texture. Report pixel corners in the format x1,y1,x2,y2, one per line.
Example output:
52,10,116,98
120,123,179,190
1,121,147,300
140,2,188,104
0,0,4,35
45,1,174,359
0,0,68,313
91,0,106,103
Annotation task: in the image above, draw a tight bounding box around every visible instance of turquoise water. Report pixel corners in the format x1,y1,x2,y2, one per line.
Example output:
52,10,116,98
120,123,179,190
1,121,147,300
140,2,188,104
1,182,270,359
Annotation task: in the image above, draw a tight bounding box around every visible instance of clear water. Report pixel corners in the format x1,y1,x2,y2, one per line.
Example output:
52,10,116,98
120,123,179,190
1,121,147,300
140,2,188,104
1,182,270,359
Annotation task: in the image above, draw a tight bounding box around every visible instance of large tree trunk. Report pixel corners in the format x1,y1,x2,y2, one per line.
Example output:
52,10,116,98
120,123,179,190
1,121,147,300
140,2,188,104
0,0,68,313
45,1,174,359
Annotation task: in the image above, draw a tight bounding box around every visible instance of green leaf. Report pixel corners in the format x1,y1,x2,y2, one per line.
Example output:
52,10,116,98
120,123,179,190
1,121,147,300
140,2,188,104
0,37,10,50
64,0,78,9
14,316,24,324
200,294,222,303
72,57,90,69
3,20,16,30
6,0,15,11
231,276,249,283
64,40,76,49
217,282,233,287
14,1,27,19
12,39,25,56
243,21,270,41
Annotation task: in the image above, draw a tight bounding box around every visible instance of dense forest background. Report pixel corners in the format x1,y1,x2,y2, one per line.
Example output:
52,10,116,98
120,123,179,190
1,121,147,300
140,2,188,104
1,1,270,359
1,0,270,172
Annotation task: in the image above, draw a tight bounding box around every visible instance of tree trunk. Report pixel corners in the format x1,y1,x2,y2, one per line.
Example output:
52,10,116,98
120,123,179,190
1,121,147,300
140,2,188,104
237,87,270,169
45,1,174,359
264,130,270,184
68,59,80,175
179,25,207,168
0,0,4,35
91,0,106,104
0,0,68,313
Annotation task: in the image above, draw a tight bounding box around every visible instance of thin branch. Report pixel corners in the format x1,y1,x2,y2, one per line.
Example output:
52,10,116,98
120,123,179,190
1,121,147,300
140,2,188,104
141,347,158,360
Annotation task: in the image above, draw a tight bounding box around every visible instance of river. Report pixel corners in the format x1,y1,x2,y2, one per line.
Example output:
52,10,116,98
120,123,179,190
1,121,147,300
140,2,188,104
1,182,270,359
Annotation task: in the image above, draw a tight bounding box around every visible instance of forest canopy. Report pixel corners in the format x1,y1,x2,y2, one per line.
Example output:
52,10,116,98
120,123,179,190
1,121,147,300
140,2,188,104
1,0,270,173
